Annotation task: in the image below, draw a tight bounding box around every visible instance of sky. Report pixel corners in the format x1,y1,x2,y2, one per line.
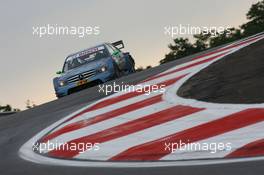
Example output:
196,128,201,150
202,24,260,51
0,0,260,110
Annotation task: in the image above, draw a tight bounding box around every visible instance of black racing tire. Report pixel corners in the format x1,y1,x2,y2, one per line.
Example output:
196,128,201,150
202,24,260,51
113,63,122,78
128,55,136,73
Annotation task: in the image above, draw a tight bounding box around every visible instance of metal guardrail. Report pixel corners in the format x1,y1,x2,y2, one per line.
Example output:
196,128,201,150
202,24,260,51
0,112,17,117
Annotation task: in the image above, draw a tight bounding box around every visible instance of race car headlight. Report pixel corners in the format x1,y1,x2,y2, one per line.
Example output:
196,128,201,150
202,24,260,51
58,80,67,87
98,66,107,73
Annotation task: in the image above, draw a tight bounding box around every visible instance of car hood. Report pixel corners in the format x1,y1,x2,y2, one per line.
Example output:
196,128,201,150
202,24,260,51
59,57,111,80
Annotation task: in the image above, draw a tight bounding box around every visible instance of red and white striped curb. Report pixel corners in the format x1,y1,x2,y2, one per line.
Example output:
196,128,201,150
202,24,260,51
19,33,264,167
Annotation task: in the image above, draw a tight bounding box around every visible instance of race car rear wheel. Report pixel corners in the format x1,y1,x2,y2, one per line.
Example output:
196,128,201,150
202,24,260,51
113,63,122,78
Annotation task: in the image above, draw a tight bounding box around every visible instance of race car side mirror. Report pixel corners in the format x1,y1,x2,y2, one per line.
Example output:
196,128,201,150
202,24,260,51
112,50,120,56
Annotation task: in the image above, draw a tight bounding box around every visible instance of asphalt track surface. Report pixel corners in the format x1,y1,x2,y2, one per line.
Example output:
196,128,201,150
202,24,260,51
178,38,264,103
1,34,264,175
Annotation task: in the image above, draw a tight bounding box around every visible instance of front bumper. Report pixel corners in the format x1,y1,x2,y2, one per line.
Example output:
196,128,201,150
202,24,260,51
55,70,115,98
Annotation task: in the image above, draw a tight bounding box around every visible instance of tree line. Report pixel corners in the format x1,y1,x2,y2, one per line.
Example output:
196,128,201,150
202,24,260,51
160,0,264,64
0,105,20,112
0,100,37,112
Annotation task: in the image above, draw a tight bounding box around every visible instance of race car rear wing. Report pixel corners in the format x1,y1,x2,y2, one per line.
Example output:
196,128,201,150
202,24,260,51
112,40,124,49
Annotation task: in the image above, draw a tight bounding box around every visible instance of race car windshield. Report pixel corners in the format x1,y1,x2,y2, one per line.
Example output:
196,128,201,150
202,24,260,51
63,48,109,72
